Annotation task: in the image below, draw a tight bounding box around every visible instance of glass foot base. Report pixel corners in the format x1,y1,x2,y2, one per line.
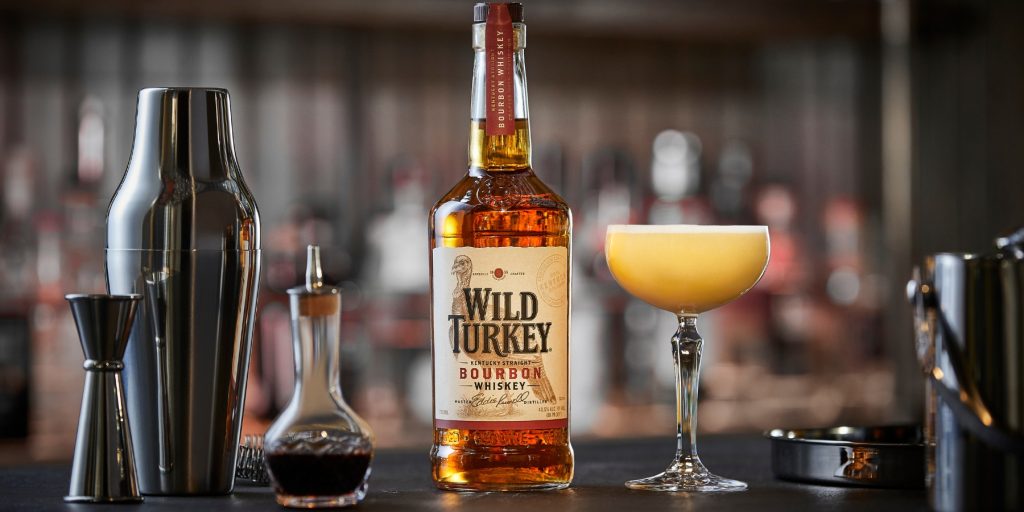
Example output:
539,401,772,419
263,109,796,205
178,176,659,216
275,492,362,508
626,457,747,492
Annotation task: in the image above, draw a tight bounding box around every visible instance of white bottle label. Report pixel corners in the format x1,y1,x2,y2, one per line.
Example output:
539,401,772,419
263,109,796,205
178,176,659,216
432,246,569,430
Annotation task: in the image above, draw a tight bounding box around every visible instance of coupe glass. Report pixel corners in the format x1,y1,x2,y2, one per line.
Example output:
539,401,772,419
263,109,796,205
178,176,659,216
605,224,770,492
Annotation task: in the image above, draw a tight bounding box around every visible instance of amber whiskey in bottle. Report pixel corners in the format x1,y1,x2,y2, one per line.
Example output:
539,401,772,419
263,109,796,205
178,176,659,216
428,2,573,491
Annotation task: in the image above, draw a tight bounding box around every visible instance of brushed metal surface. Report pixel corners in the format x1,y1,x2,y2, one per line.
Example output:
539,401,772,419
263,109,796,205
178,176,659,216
766,426,924,489
105,87,261,495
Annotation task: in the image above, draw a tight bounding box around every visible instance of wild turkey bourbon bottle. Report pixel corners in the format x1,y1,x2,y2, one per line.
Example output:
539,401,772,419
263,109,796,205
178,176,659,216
429,2,573,491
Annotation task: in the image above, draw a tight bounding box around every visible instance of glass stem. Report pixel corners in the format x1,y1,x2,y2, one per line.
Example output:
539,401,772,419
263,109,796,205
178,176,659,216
673,314,702,464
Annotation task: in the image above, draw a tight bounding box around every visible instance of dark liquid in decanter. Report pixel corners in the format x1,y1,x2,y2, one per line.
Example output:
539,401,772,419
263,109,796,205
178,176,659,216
265,451,372,497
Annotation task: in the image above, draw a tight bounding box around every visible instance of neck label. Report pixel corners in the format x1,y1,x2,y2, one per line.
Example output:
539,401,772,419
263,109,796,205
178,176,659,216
486,3,514,136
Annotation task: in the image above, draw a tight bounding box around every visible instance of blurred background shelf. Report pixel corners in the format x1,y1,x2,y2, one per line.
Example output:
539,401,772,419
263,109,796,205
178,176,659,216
0,0,1022,466
0,0,881,41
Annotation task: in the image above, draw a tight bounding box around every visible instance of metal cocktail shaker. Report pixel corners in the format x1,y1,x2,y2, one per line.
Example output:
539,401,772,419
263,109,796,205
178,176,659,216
105,87,261,495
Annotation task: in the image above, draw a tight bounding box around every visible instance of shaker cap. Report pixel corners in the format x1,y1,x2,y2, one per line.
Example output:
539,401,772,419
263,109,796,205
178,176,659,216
287,245,340,316
106,87,261,251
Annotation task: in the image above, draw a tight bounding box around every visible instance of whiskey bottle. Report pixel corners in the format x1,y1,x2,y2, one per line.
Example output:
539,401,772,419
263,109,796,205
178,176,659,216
428,2,574,491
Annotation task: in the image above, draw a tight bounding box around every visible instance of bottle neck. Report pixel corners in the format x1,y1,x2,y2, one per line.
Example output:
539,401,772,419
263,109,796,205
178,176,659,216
289,299,344,409
469,23,531,172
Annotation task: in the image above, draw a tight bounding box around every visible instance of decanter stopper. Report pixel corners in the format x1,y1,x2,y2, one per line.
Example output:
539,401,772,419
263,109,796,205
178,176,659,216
306,244,324,290
64,294,144,503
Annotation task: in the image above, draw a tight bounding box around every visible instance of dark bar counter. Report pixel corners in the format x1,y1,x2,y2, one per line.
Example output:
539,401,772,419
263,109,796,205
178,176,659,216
0,435,927,511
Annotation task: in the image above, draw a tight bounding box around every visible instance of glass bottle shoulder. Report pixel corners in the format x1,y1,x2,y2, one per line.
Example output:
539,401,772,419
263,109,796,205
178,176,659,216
429,168,571,248
264,402,374,449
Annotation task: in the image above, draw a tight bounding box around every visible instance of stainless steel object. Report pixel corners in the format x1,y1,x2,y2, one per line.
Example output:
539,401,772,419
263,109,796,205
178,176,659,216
235,434,269,486
65,294,144,504
766,426,924,488
105,87,261,495
909,250,1024,511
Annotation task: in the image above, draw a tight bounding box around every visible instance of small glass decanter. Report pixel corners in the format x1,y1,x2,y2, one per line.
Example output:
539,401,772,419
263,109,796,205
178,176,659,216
264,245,374,508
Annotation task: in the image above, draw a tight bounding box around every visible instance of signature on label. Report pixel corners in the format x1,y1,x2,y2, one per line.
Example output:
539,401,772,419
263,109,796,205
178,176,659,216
469,391,530,408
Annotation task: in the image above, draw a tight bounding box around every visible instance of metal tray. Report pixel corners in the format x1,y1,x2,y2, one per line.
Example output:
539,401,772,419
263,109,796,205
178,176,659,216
766,425,924,489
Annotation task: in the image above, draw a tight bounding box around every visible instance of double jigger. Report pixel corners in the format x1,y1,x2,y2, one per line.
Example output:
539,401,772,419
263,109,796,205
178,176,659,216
65,294,144,504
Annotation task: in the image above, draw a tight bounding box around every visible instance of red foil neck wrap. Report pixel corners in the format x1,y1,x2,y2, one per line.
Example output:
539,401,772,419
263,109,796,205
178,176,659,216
485,3,514,136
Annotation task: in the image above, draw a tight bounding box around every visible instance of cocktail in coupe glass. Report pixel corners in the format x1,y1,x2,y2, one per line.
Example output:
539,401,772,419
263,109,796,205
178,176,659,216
605,224,770,492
